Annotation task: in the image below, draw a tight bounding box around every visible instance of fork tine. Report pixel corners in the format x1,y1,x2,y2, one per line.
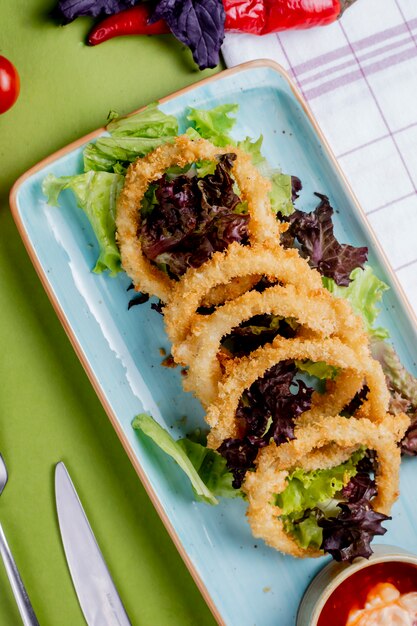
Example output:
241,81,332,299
0,454,8,495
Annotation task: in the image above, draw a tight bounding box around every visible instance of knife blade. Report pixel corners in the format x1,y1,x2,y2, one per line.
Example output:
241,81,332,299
55,462,131,626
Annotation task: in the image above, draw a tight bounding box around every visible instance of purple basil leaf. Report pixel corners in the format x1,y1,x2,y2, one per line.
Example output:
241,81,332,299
151,0,225,69
140,154,248,278
57,0,136,22
218,362,313,487
282,194,368,286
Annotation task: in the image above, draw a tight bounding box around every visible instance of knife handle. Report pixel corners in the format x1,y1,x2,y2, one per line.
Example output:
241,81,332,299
0,522,40,626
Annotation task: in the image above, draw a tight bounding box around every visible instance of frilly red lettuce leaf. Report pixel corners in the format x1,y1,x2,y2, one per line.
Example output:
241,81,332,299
371,339,417,455
150,0,225,70
281,194,368,286
221,314,297,357
319,501,389,562
342,471,377,503
218,362,313,488
140,153,248,278
291,176,302,201
319,470,389,562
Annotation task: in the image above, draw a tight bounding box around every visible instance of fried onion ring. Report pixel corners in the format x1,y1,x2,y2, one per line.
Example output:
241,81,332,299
116,135,279,302
243,413,409,558
175,283,339,406
164,240,325,347
206,336,389,449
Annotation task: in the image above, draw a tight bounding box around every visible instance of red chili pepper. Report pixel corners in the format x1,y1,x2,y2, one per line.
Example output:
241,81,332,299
88,6,169,45
88,0,356,46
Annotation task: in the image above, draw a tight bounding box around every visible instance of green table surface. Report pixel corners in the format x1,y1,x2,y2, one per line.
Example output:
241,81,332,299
0,2,220,624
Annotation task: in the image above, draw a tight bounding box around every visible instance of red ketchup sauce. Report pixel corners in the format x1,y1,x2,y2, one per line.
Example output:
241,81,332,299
317,561,417,626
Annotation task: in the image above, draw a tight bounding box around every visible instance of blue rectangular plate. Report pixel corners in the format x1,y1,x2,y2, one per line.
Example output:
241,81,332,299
10,61,417,626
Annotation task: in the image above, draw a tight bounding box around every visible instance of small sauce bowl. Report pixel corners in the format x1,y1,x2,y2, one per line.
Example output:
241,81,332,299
297,545,417,626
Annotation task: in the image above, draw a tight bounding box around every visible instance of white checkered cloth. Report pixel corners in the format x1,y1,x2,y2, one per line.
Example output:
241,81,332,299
222,0,417,314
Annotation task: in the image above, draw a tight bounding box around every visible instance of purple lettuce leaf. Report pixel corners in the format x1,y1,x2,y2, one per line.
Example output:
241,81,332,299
221,314,297,357
218,362,313,488
128,292,149,309
151,0,225,70
319,502,389,562
140,154,248,279
355,449,378,475
319,468,389,562
371,339,417,455
342,385,369,416
216,439,259,489
401,410,417,456
342,472,377,503
151,300,165,315
252,362,313,445
291,176,302,202
57,0,136,22
280,194,368,286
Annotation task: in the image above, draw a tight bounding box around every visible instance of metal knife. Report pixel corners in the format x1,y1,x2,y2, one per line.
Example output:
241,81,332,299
55,462,131,626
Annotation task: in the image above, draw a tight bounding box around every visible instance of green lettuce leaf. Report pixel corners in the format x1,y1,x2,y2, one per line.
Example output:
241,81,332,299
84,102,178,172
295,360,339,381
84,136,174,173
236,137,294,216
177,438,241,499
106,103,178,138
186,108,294,216
269,172,294,216
283,511,323,550
323,265,389,339
187,104,238,146
275,448,365,516
237,135,264,166
195,160,217,177
132,413,240,504
42,171,123,274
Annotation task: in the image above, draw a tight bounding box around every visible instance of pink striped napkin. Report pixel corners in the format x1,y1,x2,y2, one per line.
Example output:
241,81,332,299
222,0,417,313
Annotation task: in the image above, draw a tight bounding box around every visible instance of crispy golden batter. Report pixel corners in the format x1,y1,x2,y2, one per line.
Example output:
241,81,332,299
206,336,389,449
176,283,338,406
164,240,324,346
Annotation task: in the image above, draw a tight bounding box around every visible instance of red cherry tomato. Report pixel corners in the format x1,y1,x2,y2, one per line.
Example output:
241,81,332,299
0,56,20,114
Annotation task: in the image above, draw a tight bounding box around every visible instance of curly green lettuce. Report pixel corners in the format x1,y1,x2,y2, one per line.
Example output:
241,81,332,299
132,413,240,504
42,171,124,274
323,265,389,339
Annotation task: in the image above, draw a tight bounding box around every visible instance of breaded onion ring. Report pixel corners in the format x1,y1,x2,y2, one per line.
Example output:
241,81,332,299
243,413,409,558
116,135,279,302
175,283,339,406
206,336,389,449
164,240,325,347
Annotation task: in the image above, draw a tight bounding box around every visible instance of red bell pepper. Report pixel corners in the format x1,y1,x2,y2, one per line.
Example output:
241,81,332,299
88,0,357,46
